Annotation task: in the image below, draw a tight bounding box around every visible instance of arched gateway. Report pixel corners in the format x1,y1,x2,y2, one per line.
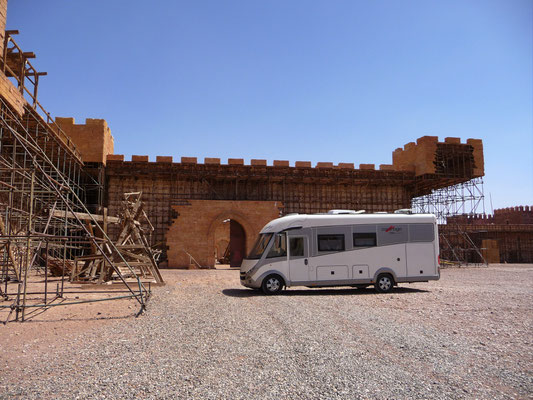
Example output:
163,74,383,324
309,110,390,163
166,200,282,268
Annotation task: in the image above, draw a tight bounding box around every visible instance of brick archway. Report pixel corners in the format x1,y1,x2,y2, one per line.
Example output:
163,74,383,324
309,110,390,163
207,212,254,267
166,200,282,268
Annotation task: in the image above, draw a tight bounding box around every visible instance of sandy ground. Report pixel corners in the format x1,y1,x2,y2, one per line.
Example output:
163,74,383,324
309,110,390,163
0,264,532,399
0,273,148,377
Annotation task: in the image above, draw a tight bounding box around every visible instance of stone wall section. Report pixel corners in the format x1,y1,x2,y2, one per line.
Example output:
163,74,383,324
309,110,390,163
105,157,414,258
54,117,114,164
166,200,282,268
105,135,485,265
0,71,25,116
0,0,6,57
392,136,484,177
447,206,533,225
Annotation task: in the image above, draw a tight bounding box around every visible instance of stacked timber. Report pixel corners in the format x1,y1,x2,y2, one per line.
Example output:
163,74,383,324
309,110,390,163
70,192,163,284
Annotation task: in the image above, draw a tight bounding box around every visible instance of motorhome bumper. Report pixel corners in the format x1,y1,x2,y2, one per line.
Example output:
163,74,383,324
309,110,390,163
240,272,260,288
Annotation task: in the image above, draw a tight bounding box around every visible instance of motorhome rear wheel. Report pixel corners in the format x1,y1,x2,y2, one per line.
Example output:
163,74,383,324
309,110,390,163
375,273,394,293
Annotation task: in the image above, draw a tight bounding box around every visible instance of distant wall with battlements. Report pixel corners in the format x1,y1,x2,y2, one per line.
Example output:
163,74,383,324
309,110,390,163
444,206,533,263
447,206,533,225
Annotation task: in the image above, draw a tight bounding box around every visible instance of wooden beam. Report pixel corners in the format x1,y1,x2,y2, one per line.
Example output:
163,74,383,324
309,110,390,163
49,209,120,224
24,71,47,76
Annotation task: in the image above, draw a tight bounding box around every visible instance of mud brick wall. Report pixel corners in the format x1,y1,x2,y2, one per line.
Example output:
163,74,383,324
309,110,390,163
104,156,416,264
0,72,25,116
0,0,6,57
481,239,500,263
447,206,533,226
213,221,230,261
54,117,114,164
494,206,533,225
392,136,484,178
103,136,485,266
440,224,533,263
167,200,282,268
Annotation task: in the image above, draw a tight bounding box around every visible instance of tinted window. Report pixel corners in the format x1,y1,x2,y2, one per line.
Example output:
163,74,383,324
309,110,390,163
266,232,287,258
377,224,408,246
248,233,273,259
289,237,304,258
353,232,377,247
409,224,434,242
317,234,345,252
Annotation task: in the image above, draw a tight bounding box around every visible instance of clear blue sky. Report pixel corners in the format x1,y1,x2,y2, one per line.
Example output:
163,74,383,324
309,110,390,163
7,0,532,211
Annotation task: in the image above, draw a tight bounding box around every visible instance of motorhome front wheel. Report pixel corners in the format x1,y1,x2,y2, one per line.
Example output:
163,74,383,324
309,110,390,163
262,274,284,295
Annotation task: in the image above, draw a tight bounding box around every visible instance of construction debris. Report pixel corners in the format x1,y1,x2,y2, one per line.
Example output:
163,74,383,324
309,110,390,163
70,192,163,284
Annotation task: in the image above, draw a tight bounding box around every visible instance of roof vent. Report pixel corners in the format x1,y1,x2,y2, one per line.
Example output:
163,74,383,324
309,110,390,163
394,209,413,214
327,209,365,215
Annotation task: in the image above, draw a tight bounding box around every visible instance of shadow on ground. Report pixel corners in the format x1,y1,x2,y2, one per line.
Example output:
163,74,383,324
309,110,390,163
222,287,429,298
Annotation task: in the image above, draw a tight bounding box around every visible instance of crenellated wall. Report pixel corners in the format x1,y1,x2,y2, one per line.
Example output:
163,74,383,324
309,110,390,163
392,136,484,178
102,135,485,266
447,206,533,225
54,117,114,165
494,206,533,225
106,154,397,171
444,206,533,263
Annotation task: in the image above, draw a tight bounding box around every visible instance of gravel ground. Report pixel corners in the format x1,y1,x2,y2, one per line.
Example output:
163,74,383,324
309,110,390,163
1,264,532,399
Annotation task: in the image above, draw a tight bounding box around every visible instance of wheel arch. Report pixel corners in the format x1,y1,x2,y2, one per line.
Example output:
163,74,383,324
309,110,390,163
373,268,397,283
257,270,288,287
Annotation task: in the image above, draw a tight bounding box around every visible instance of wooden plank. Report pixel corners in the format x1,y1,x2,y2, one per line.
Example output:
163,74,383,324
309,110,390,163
50,209,120,224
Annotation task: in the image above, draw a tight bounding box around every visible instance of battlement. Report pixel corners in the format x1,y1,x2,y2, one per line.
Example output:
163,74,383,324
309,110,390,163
105,135,484,180
494,206,533,224
106,154,399,172
392,136,484,178
55,117,114,165
447,206,533,226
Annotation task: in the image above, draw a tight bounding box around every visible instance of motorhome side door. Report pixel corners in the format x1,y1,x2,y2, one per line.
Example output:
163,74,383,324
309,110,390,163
288,235,309,284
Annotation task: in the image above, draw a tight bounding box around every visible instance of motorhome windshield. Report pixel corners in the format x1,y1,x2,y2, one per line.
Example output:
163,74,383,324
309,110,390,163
247,233,273,259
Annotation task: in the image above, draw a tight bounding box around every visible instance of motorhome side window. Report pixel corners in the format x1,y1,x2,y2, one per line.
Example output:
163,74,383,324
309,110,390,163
353,224,377,248
266,232,287,258
353,232,377,247
289,237,304,258
409,224,434,242
317,234,345,252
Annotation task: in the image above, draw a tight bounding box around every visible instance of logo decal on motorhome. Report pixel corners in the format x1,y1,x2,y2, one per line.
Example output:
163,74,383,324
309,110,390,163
382,225,402,234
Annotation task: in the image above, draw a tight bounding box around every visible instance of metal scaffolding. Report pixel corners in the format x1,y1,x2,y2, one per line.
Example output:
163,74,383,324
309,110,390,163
412,177,487,264
0,32,153,322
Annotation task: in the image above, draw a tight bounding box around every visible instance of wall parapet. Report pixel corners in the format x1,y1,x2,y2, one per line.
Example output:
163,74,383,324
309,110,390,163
447,206,533,225
105,136,483,180
55,117,114,165
106,155,396,171
392,136,484,178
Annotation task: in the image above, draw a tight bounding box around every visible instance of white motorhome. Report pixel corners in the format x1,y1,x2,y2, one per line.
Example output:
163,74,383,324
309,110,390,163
240,210,440,294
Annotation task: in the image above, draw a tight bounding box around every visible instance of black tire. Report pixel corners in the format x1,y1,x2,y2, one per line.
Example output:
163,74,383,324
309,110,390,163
374,274,394,293
261,274,284,295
